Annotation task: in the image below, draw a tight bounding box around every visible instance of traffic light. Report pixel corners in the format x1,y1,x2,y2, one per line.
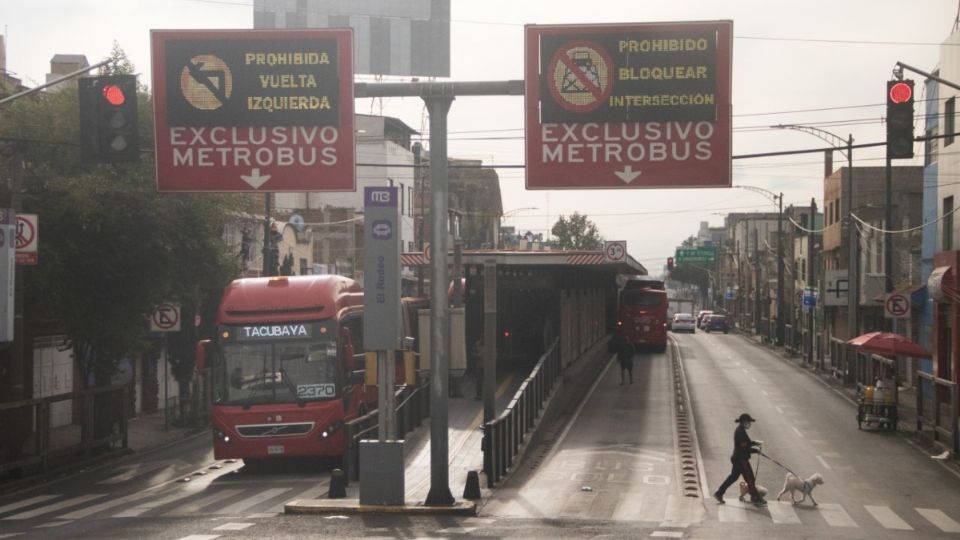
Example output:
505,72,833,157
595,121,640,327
79,75,139,163
667,257,674,271
886,79,915,159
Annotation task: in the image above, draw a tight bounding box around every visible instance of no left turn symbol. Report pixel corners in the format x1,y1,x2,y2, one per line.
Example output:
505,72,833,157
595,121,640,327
548,40,614,113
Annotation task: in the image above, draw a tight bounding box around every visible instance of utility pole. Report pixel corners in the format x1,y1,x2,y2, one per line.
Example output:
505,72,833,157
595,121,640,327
885,157,894,331
754,227,761,336
808,198,817,367
846,138,859,341
776,192,784,347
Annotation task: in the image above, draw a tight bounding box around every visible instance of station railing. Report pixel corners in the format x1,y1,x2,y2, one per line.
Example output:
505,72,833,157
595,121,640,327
916,371,959,454
342,380,430,483
0,384,129,477
483,337,561,487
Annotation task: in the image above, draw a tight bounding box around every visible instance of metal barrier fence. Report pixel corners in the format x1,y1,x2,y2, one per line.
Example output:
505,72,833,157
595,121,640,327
343,380,430,483
829,337,854,384
0,384,128,476
916,371,959,454
483,337,561,488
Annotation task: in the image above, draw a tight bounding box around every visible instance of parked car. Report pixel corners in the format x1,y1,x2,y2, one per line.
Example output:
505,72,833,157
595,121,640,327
696,310,714,329
671,313,696,333
704,314,730,334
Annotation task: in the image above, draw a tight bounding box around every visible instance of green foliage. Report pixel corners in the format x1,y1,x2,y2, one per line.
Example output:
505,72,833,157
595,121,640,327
0,45,243,385
550,212,604,250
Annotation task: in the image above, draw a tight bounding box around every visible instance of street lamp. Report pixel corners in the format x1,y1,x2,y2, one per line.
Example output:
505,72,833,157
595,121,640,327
733,185,785,346
773,124,857,351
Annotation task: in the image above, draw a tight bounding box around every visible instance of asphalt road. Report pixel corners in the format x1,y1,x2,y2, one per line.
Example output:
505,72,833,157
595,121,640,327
3,332,960,539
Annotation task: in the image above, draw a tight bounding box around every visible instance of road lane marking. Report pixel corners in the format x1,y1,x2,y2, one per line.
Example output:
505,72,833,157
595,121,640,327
215,487,291,515
775,406,783,414
175,536,220,540
213,523,254,531
112,488,198,518
3,494,106,520
761,390,769,396
767,501,801,524
32,520,74,528
717,501,748,522
164,488,244,517
97,459,181,484
751,378,757,383
916,508,960,532
0,495,60,516
864,505,913,530
815,455,831,470
61,489,158,519
651,532,683,538
792,427,803,438
817,503,857,527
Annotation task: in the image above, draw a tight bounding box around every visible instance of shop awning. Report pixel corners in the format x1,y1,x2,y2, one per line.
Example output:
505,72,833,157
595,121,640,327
928,266,954,302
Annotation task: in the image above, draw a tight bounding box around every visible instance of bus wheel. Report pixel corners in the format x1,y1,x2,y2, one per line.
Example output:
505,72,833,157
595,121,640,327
243,458,266,473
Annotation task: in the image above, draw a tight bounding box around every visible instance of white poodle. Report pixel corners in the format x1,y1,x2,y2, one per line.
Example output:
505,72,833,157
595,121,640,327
776,473,825,506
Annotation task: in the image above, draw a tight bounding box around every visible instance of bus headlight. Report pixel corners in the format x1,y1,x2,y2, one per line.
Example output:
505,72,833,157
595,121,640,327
319,420,345,439
214,428,231,444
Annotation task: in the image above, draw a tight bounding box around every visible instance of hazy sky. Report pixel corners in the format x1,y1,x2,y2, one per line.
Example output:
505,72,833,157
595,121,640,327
2,1,957,273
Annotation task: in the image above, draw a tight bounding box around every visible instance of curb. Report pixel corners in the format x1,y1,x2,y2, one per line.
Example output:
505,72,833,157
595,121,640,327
284,498,477,516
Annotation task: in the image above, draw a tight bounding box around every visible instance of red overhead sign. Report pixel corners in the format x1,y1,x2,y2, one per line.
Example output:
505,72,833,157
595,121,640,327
525,21,732,189
151,29,356,192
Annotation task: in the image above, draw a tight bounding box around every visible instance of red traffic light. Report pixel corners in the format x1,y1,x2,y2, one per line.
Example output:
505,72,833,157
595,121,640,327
101,84,126,106
888,81,913,104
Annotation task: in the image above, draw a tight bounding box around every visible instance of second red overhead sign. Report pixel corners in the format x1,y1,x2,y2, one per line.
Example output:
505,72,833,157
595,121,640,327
525,21,732,189
151,29,356,192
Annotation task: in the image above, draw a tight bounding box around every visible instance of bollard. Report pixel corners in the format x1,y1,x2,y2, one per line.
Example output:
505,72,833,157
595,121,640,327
463,470,481,500
328,468,347,499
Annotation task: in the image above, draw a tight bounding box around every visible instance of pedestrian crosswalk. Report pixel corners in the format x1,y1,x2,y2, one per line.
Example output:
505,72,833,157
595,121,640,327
713,498,960,533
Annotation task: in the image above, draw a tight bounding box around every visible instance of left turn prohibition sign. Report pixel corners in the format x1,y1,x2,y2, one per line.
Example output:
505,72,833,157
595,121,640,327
548,40,614,113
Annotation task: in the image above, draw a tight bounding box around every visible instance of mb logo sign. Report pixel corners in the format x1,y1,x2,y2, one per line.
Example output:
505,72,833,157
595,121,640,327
371,190,392,203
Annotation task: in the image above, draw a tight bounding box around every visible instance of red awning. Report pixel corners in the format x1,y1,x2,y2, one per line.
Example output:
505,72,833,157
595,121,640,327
847,331,931,358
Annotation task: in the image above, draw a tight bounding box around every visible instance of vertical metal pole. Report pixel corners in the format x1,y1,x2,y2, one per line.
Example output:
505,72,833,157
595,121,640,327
777,193,785,346
163,334,168,431
414,143,425,297
425,94,455,506
754,227,761,335
885,156,894,331
846,136,858,340
808,198,817,366
483,261,497,426
262,193,273,277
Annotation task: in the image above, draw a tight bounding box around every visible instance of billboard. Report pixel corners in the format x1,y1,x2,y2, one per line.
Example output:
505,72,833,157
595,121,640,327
151,29,355,192
525,21,732,189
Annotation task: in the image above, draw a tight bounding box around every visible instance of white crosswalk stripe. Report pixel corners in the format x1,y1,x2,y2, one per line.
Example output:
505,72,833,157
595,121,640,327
864,505,913,530
916,508,960,533
765,501,801,524
0,495,61,516
164,489,244,517
112,487,199,518
3,494,106,520
816,503,857,528
215,488,291,515
61,488,159,520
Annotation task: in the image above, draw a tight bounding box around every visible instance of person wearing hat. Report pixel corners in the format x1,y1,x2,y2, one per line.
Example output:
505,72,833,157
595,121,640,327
713,413,766,506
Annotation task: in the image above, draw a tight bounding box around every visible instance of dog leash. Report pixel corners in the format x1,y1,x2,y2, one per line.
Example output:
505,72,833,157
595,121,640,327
759,451,802,479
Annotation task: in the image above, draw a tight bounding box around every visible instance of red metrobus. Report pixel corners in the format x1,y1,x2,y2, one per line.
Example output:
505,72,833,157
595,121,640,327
196,275,374,465
618,278,668,352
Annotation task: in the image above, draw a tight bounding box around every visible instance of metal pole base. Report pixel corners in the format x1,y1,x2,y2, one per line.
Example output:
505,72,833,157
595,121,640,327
425,487,455,506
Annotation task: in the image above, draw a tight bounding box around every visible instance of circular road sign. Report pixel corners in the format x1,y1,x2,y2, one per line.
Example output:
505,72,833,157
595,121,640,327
180,54,233,111
884,293,910,319
548,40,614,114
15,215,35,250
604,241,626,262
151,303,181,332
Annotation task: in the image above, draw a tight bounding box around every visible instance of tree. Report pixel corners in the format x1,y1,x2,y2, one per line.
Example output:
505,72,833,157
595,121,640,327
0,45,244,387
550,212,603,250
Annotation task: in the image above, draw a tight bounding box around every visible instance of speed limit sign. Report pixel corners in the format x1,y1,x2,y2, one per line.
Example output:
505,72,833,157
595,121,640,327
604,241,626,262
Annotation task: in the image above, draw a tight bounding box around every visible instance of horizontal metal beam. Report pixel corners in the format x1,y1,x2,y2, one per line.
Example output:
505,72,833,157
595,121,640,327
355,80,524,99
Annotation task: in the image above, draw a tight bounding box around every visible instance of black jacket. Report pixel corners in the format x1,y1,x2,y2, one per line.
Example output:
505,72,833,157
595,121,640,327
731,424,760,461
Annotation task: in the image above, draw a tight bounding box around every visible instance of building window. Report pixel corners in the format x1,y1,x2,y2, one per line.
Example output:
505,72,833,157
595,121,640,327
408,186,414,215
947,97,956,147
945,196,955,251
399,183,405,216
925,126,939,166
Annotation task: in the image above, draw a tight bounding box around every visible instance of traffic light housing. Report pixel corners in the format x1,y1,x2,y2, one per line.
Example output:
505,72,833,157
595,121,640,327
667,257,674,271
79,75,140,163
886,79,914,159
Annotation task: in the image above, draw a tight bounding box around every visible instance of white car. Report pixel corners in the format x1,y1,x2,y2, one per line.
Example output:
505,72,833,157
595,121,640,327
671,313,696,333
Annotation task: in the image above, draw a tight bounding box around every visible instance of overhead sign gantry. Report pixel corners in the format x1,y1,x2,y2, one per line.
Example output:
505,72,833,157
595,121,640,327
525,21,733,189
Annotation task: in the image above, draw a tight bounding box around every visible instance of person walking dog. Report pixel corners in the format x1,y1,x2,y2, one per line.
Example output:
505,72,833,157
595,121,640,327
714,413,766,506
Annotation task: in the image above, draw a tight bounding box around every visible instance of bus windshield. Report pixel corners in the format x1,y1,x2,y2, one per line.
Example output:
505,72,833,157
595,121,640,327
622,289,666,307
214,332,339,406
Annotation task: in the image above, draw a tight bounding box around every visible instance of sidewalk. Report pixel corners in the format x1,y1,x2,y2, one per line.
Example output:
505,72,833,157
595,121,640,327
737,330,959,469
125,410,206,452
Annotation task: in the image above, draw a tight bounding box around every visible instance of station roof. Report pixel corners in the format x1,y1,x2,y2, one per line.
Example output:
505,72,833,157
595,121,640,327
401,249,647,276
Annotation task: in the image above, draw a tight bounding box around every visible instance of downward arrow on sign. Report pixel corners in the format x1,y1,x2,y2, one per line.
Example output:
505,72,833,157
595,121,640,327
241,168,272,189
614,165,642,184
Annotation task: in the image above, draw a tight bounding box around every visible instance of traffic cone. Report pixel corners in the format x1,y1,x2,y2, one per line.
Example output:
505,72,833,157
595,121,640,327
463,470,481,500
328,468,346,499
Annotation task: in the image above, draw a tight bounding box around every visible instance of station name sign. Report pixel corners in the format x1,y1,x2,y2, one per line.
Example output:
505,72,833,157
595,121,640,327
525,21,732,190
151,29,356,192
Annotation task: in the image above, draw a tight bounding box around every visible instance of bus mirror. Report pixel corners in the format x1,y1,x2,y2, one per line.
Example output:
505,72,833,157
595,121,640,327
195,340,211,371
